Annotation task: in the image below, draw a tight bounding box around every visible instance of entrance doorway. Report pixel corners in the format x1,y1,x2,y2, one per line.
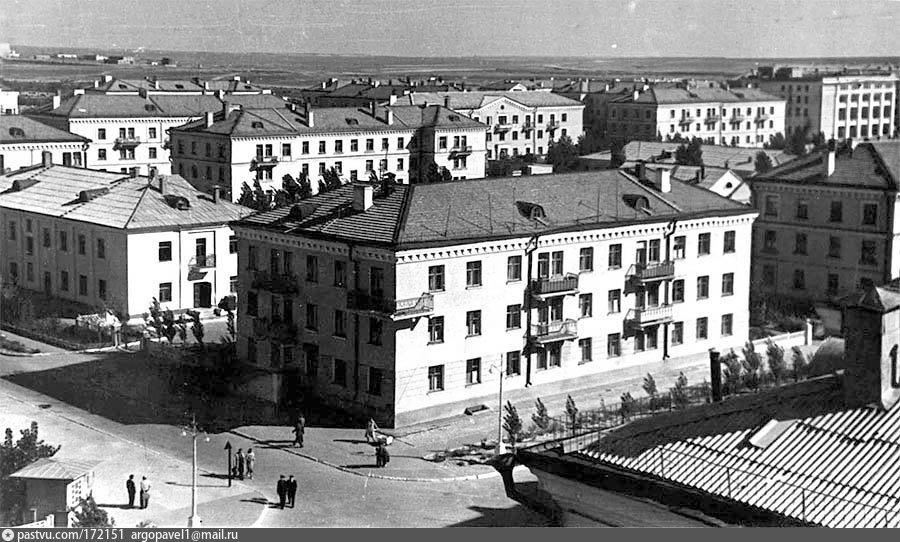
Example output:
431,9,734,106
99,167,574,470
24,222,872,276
193,282,212,308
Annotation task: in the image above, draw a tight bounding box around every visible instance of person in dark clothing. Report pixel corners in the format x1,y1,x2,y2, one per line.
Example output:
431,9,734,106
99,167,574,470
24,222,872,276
126,475,136,508
375,444,390,468
292,414,305,448
236,448,245,480
287,475,298,508
276,475,287,509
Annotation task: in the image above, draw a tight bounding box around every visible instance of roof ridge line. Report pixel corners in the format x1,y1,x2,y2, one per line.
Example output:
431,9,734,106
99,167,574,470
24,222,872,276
122,177,152,228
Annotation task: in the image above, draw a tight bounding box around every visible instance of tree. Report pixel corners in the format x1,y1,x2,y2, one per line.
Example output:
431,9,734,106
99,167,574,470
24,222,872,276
787,124,811,156
720,348,743,395
143,298,164,340
423,162,443,184
236,179,273,212
439,166,452,182
792,346,811,381
274,173,313,207
671,372,690,409
502,401,523,446
319,167,343,194
72,495,114,527
225,309,236,343
175,316,188,348
766,338,786,383
741,341,763,391
546,135,579,173
161,309,178,344
531,398,550,432
619,392,636,422
675,137,703,166
565,395,579,435
811,131,827,152
188,310,204,348
1,422,60,525
754,151,774,174
642,373,661,410
764,132,786,150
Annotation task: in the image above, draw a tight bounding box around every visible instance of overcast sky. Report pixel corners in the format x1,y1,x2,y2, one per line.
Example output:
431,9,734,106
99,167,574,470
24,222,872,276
1,0,898,58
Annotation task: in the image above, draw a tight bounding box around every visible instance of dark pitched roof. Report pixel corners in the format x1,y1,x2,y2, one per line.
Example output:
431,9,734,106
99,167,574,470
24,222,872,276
611,85,783,105
397,90,584,109
235,171,755,249
0,116,89,144
35,94,223,119
755,142,900,190
588,141,795,173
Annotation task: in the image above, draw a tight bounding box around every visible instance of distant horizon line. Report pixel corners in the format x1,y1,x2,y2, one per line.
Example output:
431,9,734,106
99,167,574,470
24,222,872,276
8,43,900,63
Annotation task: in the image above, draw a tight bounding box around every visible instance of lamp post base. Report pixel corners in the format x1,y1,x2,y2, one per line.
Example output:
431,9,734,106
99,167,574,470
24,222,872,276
188,515,202,527
495,442,506,455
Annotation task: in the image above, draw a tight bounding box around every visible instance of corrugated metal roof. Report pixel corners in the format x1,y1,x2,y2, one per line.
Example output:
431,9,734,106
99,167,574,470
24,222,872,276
573,376,900,527
9,457,100,480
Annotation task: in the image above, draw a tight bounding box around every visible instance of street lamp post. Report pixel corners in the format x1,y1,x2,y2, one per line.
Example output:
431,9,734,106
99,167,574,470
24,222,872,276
182,413,208,528
490,358,505,456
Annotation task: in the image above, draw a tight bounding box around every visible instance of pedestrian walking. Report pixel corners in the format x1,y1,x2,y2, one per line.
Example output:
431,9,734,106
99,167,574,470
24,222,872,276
139,476,151,509
246,448,255,479
292,414,305,448
236,448,246,480
287,475,297,508
126,475,136,508
365,418,379,443
276,475,287,509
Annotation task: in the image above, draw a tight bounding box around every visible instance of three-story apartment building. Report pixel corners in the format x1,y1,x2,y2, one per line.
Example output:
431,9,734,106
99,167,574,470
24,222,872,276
607,83,785,147
750,141,900,304
169,101,488,201
394,90,584,160
231,169,757,426
0,154,252,320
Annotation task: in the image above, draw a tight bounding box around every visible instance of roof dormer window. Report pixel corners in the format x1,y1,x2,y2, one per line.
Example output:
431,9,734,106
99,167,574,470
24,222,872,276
8,127,25,138
251,121,264,129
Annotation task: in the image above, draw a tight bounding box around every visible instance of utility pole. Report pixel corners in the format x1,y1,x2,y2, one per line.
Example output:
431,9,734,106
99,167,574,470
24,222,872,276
496,356,505,455
224,441,232,487
182,413,206,527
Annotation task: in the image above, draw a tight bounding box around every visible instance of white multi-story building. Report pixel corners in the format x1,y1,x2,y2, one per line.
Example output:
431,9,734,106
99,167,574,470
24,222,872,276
393,90,584,160
231,170,758,426
607,83,786,148
0,154,252,320
0,86,19,115
169,101,488,201
0,116,90,172
745,68,898,141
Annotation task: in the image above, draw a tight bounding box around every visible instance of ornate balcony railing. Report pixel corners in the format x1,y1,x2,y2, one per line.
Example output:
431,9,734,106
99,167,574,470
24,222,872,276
494,123,513,133
252,317,299,343
626,261,675,282
731,114,746,122
531,273,579,298
189,254,216,269
678,116,695,125
347,291,434,320
755,113,770,122
531,319,578,343
546,120,560,130
705,114,722,123
449,145,472,156
626,305,674,328
250,156,279,170
113,137,141,149
251,270,300,295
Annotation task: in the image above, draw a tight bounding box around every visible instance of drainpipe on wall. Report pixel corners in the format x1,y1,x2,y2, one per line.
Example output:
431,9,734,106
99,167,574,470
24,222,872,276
662,220,677,360
523,234,539,387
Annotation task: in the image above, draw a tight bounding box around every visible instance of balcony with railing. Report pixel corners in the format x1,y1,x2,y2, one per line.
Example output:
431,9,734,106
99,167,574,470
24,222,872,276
704,114,722,123
189,254,216,269
678,116,695,125
113,137,141,149
626,261,675,282
546,120,560,130
252,316,299,343
625,305,674,329
250,156,279,170
530,273,579,300
347,290,434,320
449,145,472,157
522,123,534,132
731,113,746,122
530,319,578,344
251,270,300,295
755,113,770,122
494,123,513,133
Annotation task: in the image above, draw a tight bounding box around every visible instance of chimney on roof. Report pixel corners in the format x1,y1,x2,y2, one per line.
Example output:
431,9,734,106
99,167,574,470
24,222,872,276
352,183,374,212
305,102,314,127
205,111,215,128
700,164,705,179
42,151,53,167
370,100,377,119
149,166,158,181
204,81,210,90
388,94,397,106
649,167,671,193
635,160,646,181
233,75,241,82
386,108,394,125
93,79,99,89
158,176,166,195
709,349,723,402
321,81,327,89
826,150,836,176
212,185,221,204
604,83,610,92
74,88,84,96
444,95,451,109
52,94,61,110
633,89,640,101
103,75,112,83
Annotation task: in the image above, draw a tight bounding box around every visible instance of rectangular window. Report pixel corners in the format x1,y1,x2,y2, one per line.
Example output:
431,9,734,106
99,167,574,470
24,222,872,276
466,358,482,385
608,244,622,268
579,247,593,271
673,236,686,259
722,273,734,296
579,293,593,317
506,351,521,376
381,138,389,151
608,289,621,313
828,236,841,258
721,314,733,337
537,253,550,279
696,317,708,340
229,275,237,293
466,261,482,287
428,265,445,291
366,139,374,152
648,239,661,262
332,260,346,288
159,282,172,302
25,263,33,282
306,304,319,331
368,317,383,345
98,128,106,140
76,235,86,255
466,310,482,336
428,365,444,392
334,309,346,338
246,291,258,317
863,203,878,226
333,359,347,387
507,255,522,281
861,240,878,266
765,195,779,217
827,273,839,296
551,251,563,275
24,236,33,256
724,231,735,253
607,333,621,357
306,255,318,282
796,201,809,220
697,276,709,299
98,279,107,300
369,267,385,297
41,228,50,248
793,269,806,290
579,338,592,363
367,367,383,396
148,147,157,159
764,230,777,252
7,221,15,241
672,322,684,345
428,316,444,343
794,233,807,255
673,279,684,303
60,270,69,292
698,233,711,255
78,274,88,295
350,139,358,152
506,305,521,330
830,201,843,223
96,238,106,259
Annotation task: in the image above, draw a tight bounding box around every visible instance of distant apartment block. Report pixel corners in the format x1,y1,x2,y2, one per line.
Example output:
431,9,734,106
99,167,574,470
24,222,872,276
750,141,900,304
394,91,584,160
0,156,251,320
0,86,19,115
0,116,90,172
230,170,757,426
606,83,785,148
169,101,488,201
744,67,898,141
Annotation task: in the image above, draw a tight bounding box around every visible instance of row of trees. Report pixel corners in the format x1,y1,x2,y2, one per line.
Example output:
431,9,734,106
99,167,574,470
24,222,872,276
143,297,237,348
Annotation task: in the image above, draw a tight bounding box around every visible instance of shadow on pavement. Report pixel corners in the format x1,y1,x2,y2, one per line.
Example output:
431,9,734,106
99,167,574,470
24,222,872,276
341,464,378,469
240,498,270,506
448,504,555,527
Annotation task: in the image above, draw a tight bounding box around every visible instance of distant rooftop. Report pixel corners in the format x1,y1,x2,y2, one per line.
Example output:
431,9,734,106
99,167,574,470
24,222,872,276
0,115,89,144
584,141,796,174
395,90,584,110
754,142,900,191
610,84,784,105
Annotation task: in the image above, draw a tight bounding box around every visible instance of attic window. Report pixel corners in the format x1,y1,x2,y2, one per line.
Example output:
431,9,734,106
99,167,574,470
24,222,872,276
448,115,460,121
175,84,184,89
164,195,191,210
118,84,127,89
346,118,359,125
251,121,264,129
244,85,252,90
622,194,651,211
515,201,547,222
8,127,25,138
144,104,157,112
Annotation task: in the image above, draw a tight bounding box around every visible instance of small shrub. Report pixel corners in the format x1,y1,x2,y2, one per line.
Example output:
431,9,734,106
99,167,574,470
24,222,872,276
766,338,787,383
721,349,743,395
792,346,810,380
619,392,636,421
502,400,522,446
741,341,763,391
532,398,550,432
72,495,114,527
671,372,689,409
643,373,663,410
565,395,579,434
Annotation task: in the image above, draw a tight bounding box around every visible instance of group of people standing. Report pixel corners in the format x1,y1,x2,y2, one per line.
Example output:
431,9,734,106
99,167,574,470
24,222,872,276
232,447,256,480
276,475,298,508
125,474,151,509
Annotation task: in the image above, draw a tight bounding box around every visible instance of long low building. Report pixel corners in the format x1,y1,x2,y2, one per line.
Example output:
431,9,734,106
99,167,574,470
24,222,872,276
0,155,252,320
231,169,758,426
1,115,90,172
